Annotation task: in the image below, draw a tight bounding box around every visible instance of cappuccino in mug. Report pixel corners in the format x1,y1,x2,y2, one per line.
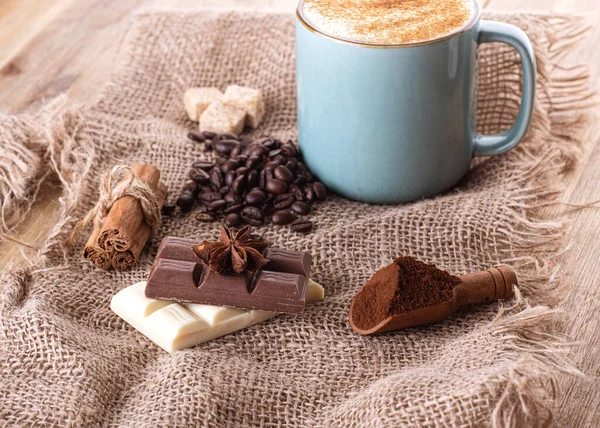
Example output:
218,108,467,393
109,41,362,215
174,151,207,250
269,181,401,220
296,0,535,203
300,0,476,45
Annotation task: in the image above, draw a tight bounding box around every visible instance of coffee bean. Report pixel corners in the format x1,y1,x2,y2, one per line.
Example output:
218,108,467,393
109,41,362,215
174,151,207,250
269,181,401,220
272,209,296,225
189,168,210,184
290,184,304,201
198,185,212,195
263,169,273,186
203,141,213,152
245,189,267,205
249,145,269,158
200,191,222,203
221,159,239,173
225,170,236,187
266,179,288,195
281,143,298,157
261,203,275,216
229,145,241,159
187,131,205,143
302,171,314,182
274,165,294,183
215,140,239,156
241,206,264,226
232,175,247,195
273,193,295,210
304,184,315,202
235,167,248,176
245,156,261,170
285,158,298,171
224,203,243,214
293,176,306,186
161,204,177,216
313,181,327,200
291,219,313,233
291,201,311,215
266,140,281,150
273,155,286,166
176,192,195,212
259,170,267,189
207,199,226,211
182,180,198,194
224,193,242,204
224,213,242,227
210,168,224,189
192,160,214,170
196,212,216,222
239,135,253,147
181,132,323,232
247,170,259,188
255,137,272,146
202,131,217,139
263,161,280,171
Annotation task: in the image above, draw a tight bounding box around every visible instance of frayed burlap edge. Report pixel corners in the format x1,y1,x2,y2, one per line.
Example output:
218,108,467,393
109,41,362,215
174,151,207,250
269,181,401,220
477,14,596,427
0,95,94,261
0,11,597,428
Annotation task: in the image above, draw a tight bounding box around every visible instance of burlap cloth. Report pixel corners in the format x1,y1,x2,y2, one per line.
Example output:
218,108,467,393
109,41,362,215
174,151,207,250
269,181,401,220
0,9,596,427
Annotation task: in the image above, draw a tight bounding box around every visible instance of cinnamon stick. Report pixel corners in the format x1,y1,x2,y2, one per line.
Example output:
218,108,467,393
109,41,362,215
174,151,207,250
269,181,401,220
81,163,166,270
82,226,114,270
97,164,161,251
111,182,168,271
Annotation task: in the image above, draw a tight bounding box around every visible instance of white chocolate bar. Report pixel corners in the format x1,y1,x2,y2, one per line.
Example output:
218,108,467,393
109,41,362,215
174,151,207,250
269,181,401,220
110,279,325,353
183,87,223,121
223,85,265,129
199,100,246,135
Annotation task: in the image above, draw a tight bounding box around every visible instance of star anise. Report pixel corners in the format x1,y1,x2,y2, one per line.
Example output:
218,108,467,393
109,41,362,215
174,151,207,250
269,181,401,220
192,225,269,274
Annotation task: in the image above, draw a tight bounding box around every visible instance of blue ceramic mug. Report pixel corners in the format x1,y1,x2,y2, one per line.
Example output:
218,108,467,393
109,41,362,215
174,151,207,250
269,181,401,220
296,0,535,204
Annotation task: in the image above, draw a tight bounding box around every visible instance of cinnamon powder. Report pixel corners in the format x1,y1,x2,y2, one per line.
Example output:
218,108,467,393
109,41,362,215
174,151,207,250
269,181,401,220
302,0,475,45
352,256,460,330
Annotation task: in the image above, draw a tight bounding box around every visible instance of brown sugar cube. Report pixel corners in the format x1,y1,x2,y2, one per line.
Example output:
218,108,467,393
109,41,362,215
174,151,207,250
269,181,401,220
223,85,265,129
199,101,246,135
184,87,223,121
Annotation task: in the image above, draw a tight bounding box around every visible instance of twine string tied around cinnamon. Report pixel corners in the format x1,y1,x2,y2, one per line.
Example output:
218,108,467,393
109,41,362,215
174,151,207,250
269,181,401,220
68,165,162,245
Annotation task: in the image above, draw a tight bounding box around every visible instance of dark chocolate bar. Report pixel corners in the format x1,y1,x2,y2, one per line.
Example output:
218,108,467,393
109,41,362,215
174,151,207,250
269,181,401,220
145,236,311,313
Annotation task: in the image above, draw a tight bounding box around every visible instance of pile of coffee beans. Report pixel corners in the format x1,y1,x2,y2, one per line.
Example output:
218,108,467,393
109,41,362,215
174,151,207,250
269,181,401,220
166,131,328,233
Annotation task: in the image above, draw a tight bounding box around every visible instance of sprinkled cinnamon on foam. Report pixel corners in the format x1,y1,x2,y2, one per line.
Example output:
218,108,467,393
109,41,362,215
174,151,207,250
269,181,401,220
301,0,475,45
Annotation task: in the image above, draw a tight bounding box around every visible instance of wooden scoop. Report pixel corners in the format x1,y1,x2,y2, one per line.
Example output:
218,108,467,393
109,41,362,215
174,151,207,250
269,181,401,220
349,266,517,335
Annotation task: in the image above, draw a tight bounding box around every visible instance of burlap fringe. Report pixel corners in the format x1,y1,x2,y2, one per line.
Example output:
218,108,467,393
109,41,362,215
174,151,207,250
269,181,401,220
0,12,596,428
0,95,94,263
487,289,582,428
477,14,596,428
0,115,46,243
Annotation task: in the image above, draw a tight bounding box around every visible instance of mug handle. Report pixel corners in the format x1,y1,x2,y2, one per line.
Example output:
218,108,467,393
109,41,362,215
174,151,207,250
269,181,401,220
473,21,536,157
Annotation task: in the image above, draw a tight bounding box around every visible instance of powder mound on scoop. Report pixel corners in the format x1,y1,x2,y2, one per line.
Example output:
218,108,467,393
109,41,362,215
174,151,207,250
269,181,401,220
352,256,460,331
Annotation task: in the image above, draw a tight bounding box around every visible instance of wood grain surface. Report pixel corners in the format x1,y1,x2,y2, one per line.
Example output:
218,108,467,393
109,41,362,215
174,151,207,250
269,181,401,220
0,0,598,426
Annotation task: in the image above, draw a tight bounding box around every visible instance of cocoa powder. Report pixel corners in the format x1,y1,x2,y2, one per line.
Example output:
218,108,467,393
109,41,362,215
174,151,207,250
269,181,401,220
352,256,460,331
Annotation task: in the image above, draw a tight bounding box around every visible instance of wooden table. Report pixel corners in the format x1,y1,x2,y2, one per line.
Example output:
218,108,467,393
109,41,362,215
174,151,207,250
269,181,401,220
1,0,598,426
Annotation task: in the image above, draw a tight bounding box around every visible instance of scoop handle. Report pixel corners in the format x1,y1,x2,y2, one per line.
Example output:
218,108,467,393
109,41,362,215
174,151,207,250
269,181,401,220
455,266,517,306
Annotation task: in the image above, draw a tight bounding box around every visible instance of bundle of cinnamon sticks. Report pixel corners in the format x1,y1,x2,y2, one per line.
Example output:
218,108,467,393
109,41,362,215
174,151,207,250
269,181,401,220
83,164,167,270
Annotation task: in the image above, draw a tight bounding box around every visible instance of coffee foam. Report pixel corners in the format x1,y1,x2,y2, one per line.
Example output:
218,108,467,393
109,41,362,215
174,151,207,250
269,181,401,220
300,0,476,45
